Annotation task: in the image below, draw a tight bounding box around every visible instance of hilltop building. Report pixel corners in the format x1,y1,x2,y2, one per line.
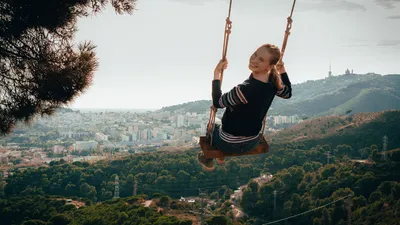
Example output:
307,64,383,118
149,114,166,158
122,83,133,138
345,68,354,75
328,63,355,77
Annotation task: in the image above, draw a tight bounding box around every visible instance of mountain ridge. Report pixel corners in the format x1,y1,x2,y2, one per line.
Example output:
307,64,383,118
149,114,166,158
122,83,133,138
159,73,400,117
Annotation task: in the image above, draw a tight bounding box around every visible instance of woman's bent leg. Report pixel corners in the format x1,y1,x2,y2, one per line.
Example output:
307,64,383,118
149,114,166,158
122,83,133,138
211,125,228,164
198,124,219,171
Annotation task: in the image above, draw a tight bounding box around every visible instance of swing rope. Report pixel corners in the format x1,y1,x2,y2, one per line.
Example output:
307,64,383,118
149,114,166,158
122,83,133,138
207,0,233,146
280,0,296,61
260,0,296,137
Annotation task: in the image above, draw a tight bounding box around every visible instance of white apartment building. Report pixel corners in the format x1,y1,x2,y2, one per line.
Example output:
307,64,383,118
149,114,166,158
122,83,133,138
177,114,185,127
95,133,109,141
73,141,98,151
53,145,65,154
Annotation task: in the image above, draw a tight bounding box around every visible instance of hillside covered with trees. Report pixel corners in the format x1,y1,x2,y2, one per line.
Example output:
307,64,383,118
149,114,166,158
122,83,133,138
1,111,399,224
160,100,213,114
268,110,400,151
0,195,192,225
272,74,400,117
159,74,400,118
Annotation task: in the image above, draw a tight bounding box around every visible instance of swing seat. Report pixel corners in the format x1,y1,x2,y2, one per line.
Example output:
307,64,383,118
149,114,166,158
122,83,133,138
199,135,269,159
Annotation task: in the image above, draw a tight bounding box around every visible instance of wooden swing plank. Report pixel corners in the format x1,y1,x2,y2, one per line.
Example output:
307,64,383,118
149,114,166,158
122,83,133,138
199,135,269,159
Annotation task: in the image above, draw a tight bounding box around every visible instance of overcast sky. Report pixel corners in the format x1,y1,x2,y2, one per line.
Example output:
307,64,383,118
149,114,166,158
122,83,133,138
69,0,400,110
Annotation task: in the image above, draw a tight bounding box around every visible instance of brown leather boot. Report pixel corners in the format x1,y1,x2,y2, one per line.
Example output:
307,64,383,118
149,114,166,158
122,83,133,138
197,152,215,172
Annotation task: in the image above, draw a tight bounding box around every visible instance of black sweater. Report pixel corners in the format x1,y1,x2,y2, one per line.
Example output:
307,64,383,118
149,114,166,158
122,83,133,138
212,72,292,140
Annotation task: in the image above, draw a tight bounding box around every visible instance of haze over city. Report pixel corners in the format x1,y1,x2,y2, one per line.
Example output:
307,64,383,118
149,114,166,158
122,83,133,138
70,0,400,110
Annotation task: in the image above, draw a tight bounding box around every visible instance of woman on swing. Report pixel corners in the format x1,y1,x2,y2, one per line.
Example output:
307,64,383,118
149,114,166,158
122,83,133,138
198,43,292,171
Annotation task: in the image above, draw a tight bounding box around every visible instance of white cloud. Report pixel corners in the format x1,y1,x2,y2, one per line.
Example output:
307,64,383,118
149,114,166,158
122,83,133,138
374,0,400,9
296,0,366,13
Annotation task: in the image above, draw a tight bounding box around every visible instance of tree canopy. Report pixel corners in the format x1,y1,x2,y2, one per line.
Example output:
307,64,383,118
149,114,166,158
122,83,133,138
0,0,136,135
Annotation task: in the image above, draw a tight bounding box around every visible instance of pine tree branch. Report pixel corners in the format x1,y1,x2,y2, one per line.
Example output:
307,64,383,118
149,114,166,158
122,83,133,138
0,0,135,135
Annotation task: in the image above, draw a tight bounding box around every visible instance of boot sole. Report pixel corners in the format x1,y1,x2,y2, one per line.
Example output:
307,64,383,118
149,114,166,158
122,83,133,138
216,159,225,165
197,153,215,172
200,163,215,172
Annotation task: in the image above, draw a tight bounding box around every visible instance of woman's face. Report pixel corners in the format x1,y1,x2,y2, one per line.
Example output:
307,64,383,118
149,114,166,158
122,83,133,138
248,46,272,73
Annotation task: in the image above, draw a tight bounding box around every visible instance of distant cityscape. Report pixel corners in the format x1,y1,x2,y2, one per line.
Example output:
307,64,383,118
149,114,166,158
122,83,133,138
1,68,387,173
0,107,304,173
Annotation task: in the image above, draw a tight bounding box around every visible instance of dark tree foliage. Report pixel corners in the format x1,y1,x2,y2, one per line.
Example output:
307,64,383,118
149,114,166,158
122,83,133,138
0,0,136,135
